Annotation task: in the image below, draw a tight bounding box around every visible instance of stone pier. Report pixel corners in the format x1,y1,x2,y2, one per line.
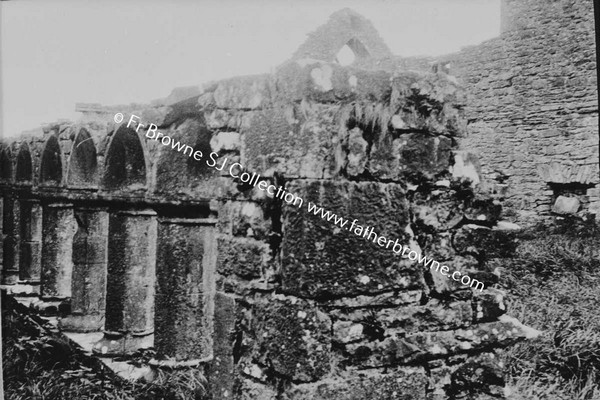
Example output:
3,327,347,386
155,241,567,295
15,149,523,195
40,203,76,301
93,209,157,356
2,196,20,285
151,216,217,367
18,198,43,285
58,206,109,332
0,197,4,275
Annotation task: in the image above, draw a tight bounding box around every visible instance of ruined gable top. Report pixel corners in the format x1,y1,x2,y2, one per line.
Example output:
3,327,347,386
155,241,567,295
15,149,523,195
291,8,393,64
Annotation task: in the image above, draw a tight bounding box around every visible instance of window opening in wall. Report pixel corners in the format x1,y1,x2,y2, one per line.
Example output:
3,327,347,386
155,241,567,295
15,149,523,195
335,38,370,66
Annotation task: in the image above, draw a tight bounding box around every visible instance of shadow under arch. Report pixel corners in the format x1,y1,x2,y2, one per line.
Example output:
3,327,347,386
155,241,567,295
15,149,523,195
0,146,13,183
40,134,63,186
15,142,33,184
67,128,98,187
102,125,147,191
153,118,215,195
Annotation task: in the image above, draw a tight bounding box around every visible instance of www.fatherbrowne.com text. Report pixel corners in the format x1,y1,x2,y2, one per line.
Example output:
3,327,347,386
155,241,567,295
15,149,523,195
125,113,485,292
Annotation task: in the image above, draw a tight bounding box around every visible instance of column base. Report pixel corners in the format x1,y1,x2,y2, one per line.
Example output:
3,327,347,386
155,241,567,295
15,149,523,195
31,298,70,316
149,356,212,369
92,330,154,356
6,282,40,296
2,270,20,285
58,313,104,332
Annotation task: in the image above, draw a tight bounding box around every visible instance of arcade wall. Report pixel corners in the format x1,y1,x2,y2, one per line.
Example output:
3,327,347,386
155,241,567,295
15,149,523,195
0,59,536,399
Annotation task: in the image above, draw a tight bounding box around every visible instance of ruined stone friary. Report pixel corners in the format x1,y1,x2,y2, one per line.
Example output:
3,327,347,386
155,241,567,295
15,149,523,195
0,1,596,399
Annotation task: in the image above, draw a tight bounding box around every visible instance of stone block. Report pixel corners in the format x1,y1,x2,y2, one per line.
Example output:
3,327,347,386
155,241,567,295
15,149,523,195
421,232,456,260
368,133,402,180
371,131,455,182
453,225,518,260
450,353,506,398
241,104,337,179
347,69,393,102
153,118,222,196
552,195,580,215
217,236,269,279
219,200,271,240
245,295,331,382
450,151,482,185
427,256,482,294
412,190,465,232
346,127,368,176
464,198,502,224
234,378,278,400
428,352,506,399
332,299,473,342
210,131,241,153
333,320,365,344
473,288,507,322
345,315,539,366
324,290,422,308
213,74,272,110
377,300,473,334
394,134,453,182
286,367,428,400
204,109,231,129
281,180,423,298
390,72,466,136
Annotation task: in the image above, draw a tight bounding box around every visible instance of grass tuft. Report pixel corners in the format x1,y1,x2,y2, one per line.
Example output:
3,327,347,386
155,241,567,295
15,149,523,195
496,219,600,399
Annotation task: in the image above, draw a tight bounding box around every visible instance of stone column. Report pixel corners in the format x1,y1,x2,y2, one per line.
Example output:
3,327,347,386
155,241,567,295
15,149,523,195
93,209,157,356
150,217,217,368
19,199,43,285
208,292,237,400
0,196,4,278
58,207,109,332
2,197,20,285
40,203,76,302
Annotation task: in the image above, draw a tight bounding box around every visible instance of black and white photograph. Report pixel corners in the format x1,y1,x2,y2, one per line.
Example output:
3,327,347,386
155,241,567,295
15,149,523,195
0,0,598,399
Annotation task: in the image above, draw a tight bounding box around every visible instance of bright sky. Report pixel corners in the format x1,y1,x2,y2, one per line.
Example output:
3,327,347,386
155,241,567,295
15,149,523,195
0,0,501,138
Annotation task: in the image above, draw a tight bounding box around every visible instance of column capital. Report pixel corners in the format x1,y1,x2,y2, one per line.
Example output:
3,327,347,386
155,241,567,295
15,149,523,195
45,202,74,209
115,209,157,217
157,217,218,225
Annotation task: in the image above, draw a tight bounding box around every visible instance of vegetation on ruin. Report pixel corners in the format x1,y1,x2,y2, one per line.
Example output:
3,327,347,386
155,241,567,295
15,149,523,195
497,219,600,400
1,293,208,400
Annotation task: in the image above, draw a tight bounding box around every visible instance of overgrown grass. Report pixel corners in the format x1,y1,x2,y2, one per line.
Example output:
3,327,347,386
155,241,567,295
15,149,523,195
495,219,600,399
2,293,207,400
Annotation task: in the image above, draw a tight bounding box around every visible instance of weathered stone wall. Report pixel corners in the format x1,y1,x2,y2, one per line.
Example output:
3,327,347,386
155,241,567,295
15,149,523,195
409,0,599,222
1,57,537,399
207,62,538,400
5,4,584,397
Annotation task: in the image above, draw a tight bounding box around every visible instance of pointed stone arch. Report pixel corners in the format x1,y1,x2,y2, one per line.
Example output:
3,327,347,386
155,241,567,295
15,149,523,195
0,146,13,183
102,125,147,191
67,128,99,187
15,142,33,184
40,134,63,186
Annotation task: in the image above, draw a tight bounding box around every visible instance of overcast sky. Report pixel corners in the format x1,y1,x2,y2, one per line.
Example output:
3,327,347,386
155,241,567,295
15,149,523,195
0,0,501,138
